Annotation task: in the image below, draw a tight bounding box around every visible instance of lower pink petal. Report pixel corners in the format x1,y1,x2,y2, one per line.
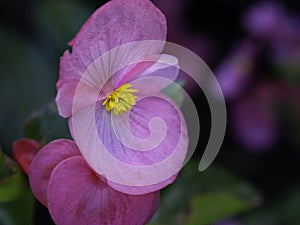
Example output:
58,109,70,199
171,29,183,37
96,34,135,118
47,156,160,225
28,139,80,206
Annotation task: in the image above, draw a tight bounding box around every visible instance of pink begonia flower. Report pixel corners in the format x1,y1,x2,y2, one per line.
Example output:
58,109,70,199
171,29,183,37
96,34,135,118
29,139,160,225
13,138,41,174
56,0,188,194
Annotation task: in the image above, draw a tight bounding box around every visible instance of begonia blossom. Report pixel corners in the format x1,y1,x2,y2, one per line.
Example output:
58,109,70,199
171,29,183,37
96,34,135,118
56,0,188,194
13,138,41,174
29,139,160,225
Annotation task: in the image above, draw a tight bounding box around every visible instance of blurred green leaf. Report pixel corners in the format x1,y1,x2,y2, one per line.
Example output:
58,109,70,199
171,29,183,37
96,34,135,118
281,188,300,225
150,160,259,225
24,101,70,144
275,61,300,84
163,80,186,107
241,206,281,225
0,179,34,225
0,150,10,179
185,193,250,225
36,1,91,50
0,169,24,203
0,151,24,202
0,27,55,151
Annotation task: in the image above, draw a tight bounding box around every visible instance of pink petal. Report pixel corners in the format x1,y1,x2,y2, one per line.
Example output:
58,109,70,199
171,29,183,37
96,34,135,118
70,0,166,55
95,96,183,166
47,156,160,225
107,173,177,196
71,94,188,194
12,138,41,174
57,0,167,117
28,139,80,206
55,81,77,118
56,80,103,118
117,54,179,93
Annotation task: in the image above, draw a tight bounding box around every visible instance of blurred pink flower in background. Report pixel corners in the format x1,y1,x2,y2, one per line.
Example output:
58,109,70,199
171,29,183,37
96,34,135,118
243,1,300,76
232,82,284,152
221,1,300,153
28,139,160,225
215,40,258,101
242,1,287,41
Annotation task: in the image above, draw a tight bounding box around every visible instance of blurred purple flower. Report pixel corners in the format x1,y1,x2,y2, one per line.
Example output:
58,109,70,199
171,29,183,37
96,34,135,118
232,82,284,152
55,0,188,195
243,1,300,73
29,139,160,225
216,40,258,100
269,16,300,73
242,1,287,41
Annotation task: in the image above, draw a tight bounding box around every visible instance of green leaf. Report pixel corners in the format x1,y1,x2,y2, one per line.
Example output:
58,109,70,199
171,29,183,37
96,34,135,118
150,160,259,225
186,193,250,225
0,150,9,179
0,150,24,202
0,149,34,225
0,179,34,225
162,80,186,107
24,101,70,144
0,27,55,151
36,1,91,50
274,60,300,84
0,169,24,202
281,188,300,225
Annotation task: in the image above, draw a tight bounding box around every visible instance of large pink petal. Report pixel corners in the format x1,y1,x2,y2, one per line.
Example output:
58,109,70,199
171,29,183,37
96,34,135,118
57,0,167,118
70,0,166,61
28,139,80,206
71,94,188,194
47,156,160,225
95,96,184,166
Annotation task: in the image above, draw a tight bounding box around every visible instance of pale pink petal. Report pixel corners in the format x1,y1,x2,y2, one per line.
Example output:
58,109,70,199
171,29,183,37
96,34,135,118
47,156,160,225
56,80,104,118
28,139,80,206
71,94,188,194
95,96,183,166
56,81,77,118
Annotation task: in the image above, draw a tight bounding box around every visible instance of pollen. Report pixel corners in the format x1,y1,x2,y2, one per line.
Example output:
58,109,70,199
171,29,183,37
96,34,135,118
102,83,138,115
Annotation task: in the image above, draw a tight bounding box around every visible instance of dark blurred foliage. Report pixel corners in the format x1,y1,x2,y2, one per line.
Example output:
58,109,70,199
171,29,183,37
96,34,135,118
0,0,300,225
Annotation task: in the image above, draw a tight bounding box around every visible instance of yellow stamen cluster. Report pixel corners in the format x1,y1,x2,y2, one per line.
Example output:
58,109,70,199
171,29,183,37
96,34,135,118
102,83,138,115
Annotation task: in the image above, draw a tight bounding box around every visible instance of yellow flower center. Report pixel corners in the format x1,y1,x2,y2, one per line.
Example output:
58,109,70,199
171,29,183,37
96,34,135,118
102,83,138,115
